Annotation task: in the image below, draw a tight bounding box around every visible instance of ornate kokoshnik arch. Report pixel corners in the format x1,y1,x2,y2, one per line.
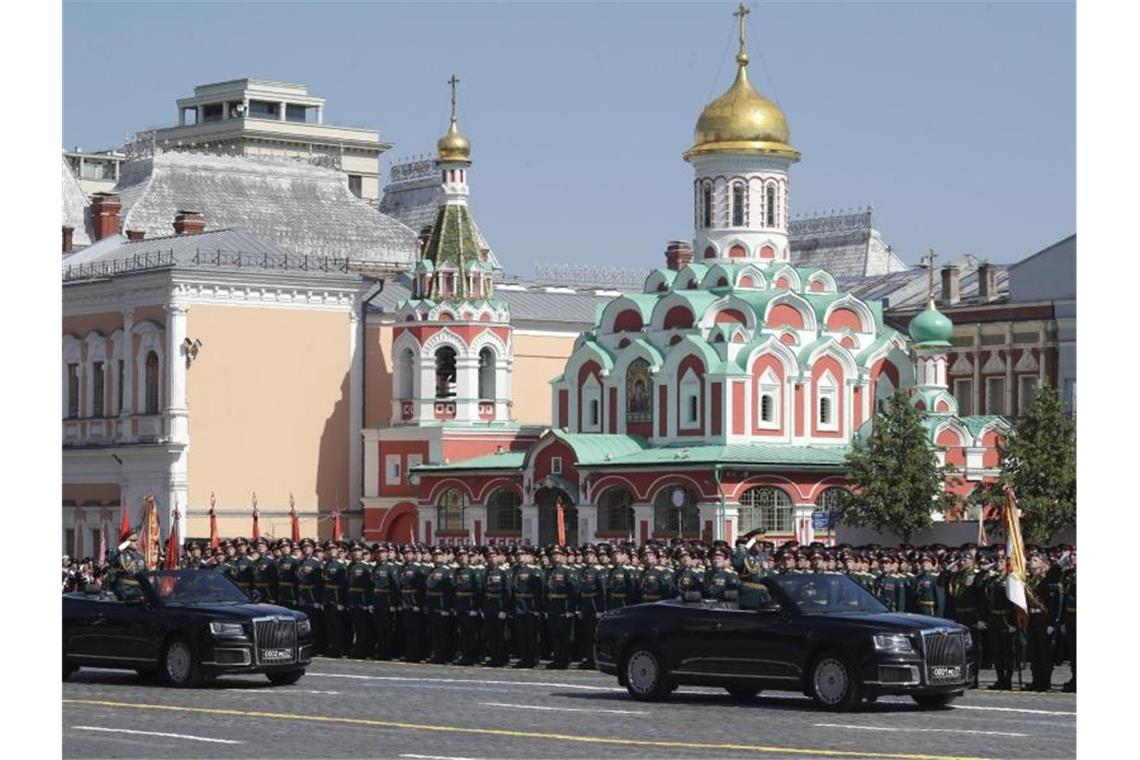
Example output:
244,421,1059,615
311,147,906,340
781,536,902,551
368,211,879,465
563,339,615,381
742,334,800,378
611,338,665,377
468,327,511,359
763,290,817,331
932,416,971,446
421,327,472,358
600,295,651,335
391,328,423,357
823,293,876,334
801,337,859,380
806,270,838,293
735,263,768,289
700,293,759,331
768,264,802,292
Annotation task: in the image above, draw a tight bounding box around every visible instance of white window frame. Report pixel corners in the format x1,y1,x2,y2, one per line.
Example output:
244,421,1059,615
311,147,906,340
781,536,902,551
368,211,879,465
384,454,402,486
133,322,164,415
953,378,974,417
581,374,602,433
84,333,107,419
1018,375,1039,415
756,367,781,430
985,377,1005,416
679,368,701,430
817,370,839,432
551,456,563,475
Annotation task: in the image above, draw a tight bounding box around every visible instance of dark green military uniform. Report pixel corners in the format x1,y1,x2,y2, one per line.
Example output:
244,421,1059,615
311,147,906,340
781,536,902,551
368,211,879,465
1061,564,1075,691
105,541,146,601
639,559,675,603
948,561,985,685
605,556,639,609
453,550,483,665
370,550,399,660
735,548,773,610
544,551,579,669
482,551,514,666
910,567,946,618
297,545,325,654
984,569,1017,690
705,547,741,602
425,554,456,664
276,550,301,608
399,552,428,662
1024,568,1057,691
346,550,374,658
253,552,279,604
232,553,256,596
512,554,544,668
575,550,606,667
321,549,349,658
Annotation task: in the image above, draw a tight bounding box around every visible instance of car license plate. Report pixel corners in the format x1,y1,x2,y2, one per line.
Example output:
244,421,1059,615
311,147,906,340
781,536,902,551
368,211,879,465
931,665,960,679
261,648,292,661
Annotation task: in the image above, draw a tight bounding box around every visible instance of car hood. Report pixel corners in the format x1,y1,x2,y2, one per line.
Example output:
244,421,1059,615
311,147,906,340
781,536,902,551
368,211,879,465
805,611,966,633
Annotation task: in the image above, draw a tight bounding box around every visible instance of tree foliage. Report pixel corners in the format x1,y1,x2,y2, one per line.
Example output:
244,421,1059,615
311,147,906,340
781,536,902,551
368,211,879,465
995,384,1076,542
837,390,957,541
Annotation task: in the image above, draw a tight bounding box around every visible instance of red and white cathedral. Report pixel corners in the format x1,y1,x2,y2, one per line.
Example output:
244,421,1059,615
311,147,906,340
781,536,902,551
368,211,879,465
364,24,1007,547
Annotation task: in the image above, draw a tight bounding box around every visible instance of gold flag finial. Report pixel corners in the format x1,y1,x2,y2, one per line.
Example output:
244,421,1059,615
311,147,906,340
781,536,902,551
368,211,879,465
734,3,751,64
921,248,938,309
447,74,460,124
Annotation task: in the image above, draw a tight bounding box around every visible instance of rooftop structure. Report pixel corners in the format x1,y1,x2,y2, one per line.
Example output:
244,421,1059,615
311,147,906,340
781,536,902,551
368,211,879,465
139,78,389,203
789,207,908,278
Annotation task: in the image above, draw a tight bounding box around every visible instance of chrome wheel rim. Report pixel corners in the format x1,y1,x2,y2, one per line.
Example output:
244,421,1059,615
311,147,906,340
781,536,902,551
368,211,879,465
166,642,191,683
814,658,848,704
627,650,658,695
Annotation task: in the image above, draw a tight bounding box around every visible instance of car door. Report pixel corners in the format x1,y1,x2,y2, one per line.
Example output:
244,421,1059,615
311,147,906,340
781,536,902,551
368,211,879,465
97,594,161,664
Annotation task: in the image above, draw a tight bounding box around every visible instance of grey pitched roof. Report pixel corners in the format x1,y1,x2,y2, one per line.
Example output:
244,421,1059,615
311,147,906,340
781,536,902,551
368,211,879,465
379,158,500,268
61,158,92,247
372,273,615,331
113,151,418,267
789,208,908,278
837,257,1009,310
62,228,359,284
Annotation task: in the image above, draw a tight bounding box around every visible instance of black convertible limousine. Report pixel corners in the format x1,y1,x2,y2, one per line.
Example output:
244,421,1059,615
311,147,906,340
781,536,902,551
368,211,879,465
595,572,973,711
62,569,312,687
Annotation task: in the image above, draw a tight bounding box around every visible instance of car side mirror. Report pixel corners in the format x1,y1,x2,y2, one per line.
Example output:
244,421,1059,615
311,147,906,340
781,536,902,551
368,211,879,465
683,590,702,603
756,601,782,614
248,589,264,603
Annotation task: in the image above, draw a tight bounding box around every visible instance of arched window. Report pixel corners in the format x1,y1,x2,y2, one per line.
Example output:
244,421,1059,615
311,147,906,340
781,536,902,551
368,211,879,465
625,358,653,426
819,396,832,425
702,184,713,228
66,363,80,419
144,351,160,415
815,487,849,512
732,182,747,227
434,346,457,399
478,347,495,401
486,487,522,533
738,486,794,534
397,348,415,400
596,487,635,535
766,185,776,227
436,488,465,532
653,486,700,536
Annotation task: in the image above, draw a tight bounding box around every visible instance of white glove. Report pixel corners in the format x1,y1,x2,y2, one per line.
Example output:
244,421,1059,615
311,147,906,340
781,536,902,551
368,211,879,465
497,611,507,620
976,621,987,630
314,603,323,610
1046,626,1055,635
469,610,479,617
337,604,345,611
366,605,374,612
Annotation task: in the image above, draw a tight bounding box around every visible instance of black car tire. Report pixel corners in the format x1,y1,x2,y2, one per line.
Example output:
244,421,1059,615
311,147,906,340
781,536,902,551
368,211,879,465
912,693,957,709
809,651,862,712
725,686,761,701
623,644,672,702
63,659,76,681
266,669,305,686
161,636,204,688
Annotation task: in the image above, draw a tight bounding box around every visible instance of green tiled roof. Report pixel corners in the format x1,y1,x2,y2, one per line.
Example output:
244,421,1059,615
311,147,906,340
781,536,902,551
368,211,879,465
422,204,485,300
592,442,851,469
412,450,526,473
548,430,650,465
959,415,1007,437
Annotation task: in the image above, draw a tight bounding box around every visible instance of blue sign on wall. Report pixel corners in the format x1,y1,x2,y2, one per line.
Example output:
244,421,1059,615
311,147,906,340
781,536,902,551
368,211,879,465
812,510,833,531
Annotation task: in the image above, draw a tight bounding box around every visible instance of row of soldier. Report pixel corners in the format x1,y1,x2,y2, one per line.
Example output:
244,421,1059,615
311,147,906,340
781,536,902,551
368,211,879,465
98,533,1076,690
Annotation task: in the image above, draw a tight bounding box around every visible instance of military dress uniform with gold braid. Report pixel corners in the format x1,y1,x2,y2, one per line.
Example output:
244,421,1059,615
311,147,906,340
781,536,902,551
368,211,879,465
606,563,639,610
482,559,514,666
674,565,706,599
575,560,606,667
736,552,773,610
232,554,256,595
949,567,985,684
513,562,544,668
346,558,374,658
910,570,946,618
1024,572,1058,691
253,555,279,603
544,560,579,669
276,553,300,608
425,561,456,664
638,563,673,603
105,547,146,601
984,569,1017,690
875,572,907,612
705,566,741,601
453,562,483,665
321,554,349,658
297,554,325,654
370,558,399,660
399,560,428,662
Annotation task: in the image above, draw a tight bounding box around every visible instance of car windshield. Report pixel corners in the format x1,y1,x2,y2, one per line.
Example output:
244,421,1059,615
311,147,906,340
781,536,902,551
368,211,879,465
767,573,888,615
144,570,250,605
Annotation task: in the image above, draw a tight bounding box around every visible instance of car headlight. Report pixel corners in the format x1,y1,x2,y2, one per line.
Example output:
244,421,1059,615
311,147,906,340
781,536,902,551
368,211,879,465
873,633,915,653
209,621,246,637
297,618,311,636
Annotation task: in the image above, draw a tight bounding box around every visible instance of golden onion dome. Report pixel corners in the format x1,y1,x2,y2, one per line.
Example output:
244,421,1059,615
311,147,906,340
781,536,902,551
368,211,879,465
437,118,471,163
684,52,800,162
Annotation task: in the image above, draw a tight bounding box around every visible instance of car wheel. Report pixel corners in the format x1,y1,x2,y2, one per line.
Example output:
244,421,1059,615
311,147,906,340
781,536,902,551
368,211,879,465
161,636,204,688
63,658,76,681
266,669,305,686
623,644,672,702
725,686,761,701
810,652,861,712
912,693,957,709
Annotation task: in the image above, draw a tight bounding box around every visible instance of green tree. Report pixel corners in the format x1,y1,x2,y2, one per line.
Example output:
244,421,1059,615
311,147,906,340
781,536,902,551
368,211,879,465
996,384,1076,542
837,390,957,541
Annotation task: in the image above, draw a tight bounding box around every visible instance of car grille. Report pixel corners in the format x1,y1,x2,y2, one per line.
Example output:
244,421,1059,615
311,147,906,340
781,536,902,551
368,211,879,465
254,618,297,664
921,628,968,685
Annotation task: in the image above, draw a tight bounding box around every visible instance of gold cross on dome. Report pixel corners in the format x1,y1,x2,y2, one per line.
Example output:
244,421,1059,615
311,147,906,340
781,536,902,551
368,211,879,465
448,74,460,122
734,3,751,56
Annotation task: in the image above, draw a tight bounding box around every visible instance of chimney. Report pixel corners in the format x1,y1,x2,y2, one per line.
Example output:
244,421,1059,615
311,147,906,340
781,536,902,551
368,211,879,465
977,262,997,301
172,210,205,235
940,265,960,306
126,230,145,241
89,193,121,241
62,225,74,254
665,240,694,271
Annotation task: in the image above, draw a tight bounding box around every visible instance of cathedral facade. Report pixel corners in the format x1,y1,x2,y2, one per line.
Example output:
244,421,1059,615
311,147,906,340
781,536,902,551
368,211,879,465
368,19,1007,547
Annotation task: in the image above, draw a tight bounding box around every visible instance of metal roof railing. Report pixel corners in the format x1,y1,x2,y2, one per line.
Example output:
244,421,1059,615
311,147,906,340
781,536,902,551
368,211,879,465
63,251,176,282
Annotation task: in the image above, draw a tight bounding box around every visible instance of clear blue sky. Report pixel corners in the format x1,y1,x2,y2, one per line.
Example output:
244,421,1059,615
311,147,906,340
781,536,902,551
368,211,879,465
63,1,1074,275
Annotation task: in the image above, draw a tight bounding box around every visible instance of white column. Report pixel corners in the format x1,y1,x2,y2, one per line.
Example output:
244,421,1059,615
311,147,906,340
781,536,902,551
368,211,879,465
362,430,380,499
415,355,435,423
794,504,815,545
633,503,653,542
348,308,363,510
455,356,480,422
121,308,135,424
279,102,287,121
165,302,189,442
315,105,324,124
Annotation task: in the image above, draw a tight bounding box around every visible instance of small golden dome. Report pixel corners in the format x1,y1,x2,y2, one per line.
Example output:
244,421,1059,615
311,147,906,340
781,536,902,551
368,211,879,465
684,53,800,162
437,118,471,163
